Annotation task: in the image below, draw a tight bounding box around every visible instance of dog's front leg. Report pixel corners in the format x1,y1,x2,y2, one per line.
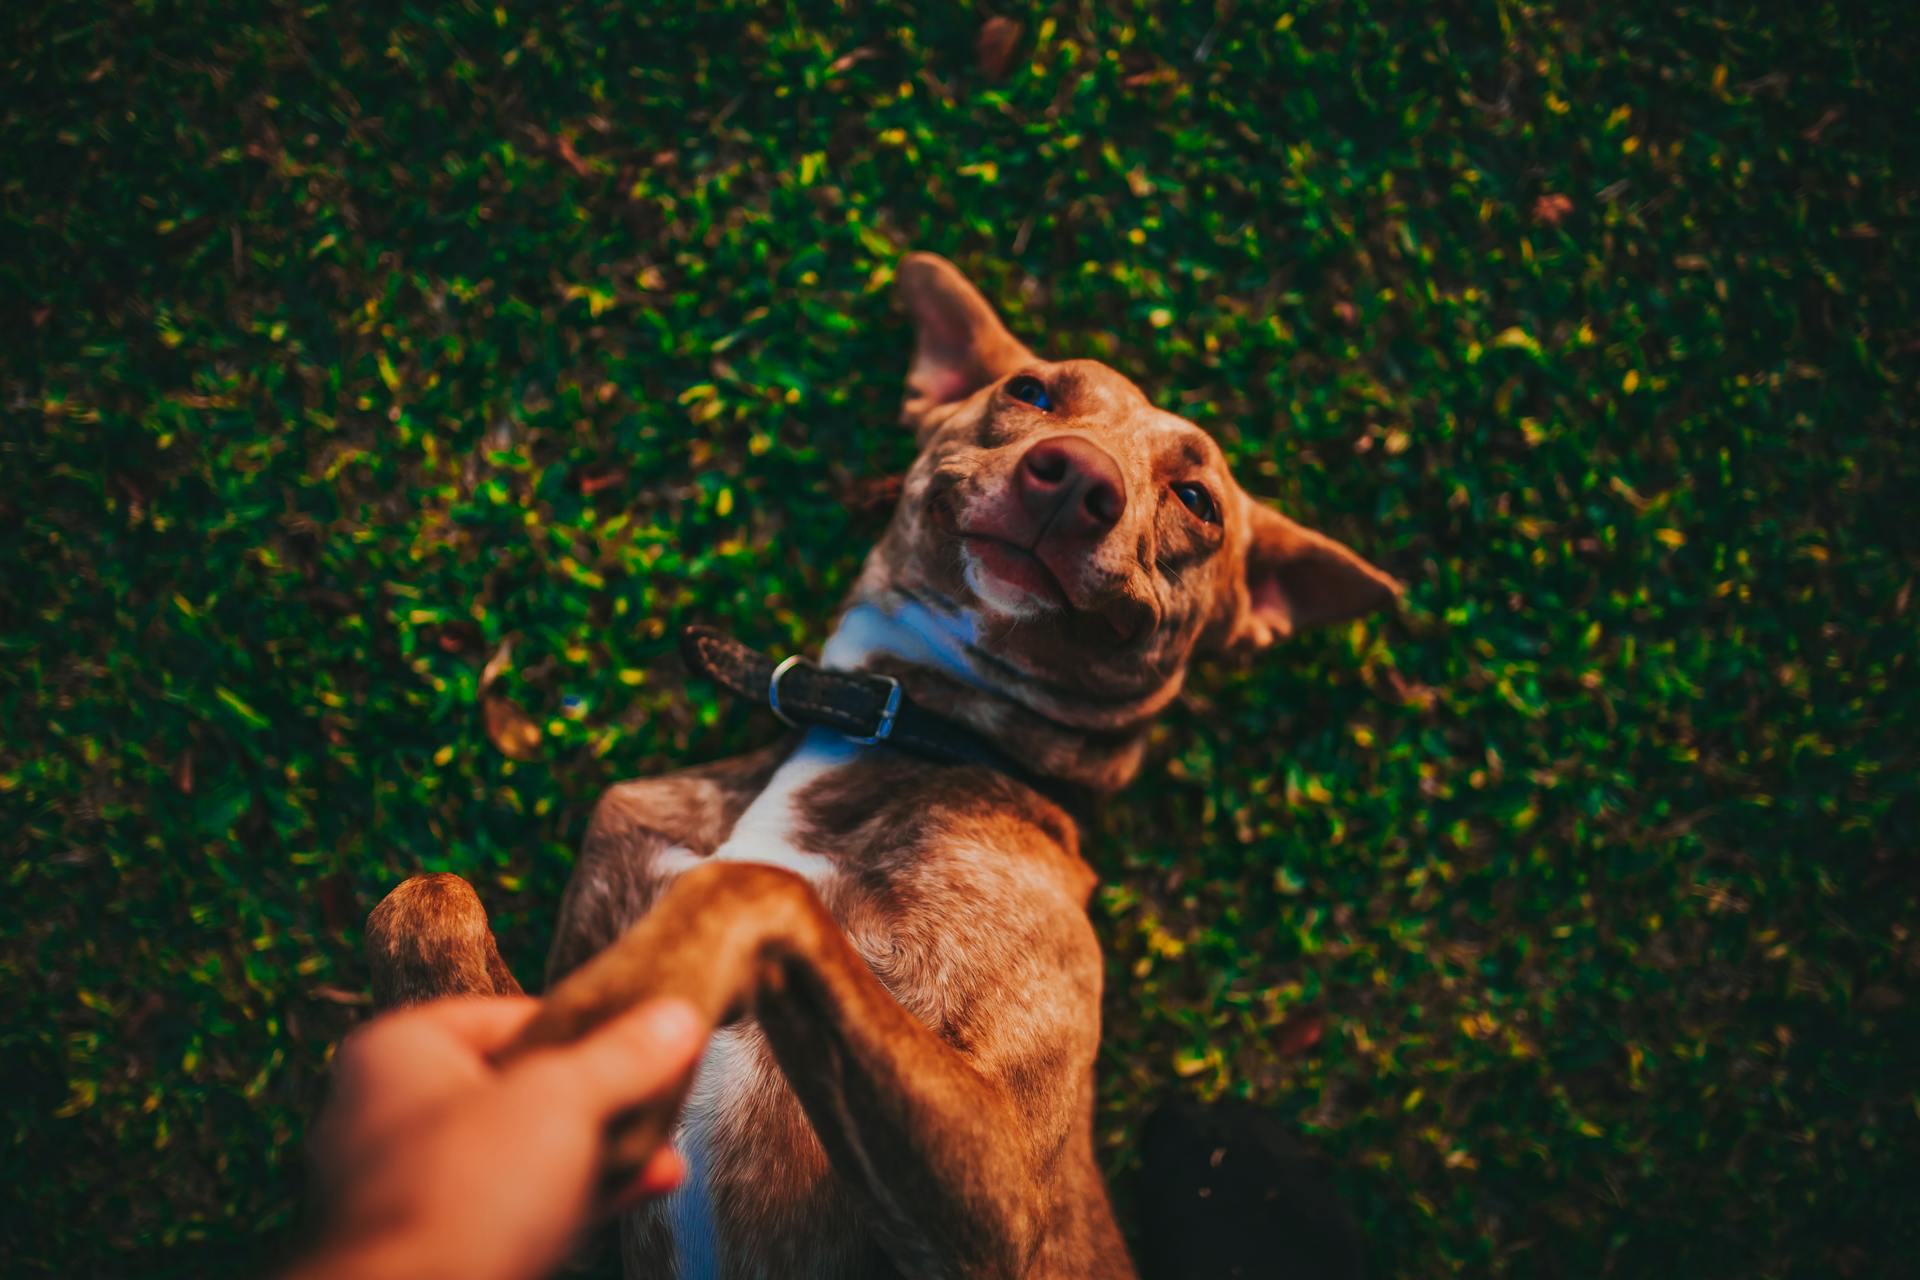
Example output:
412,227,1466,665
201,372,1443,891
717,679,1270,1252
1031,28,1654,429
498,859,1049,1279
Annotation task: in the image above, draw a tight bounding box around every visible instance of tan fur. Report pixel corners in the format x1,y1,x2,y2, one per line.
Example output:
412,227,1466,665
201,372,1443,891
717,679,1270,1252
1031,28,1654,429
843,253,1401,787
364,873,521,1008
532,752,1121,1278
363,253,1401,1278
544,741,790,981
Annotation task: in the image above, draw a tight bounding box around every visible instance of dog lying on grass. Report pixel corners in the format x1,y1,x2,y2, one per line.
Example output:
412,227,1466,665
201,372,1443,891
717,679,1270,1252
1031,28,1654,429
366,253,1399,1278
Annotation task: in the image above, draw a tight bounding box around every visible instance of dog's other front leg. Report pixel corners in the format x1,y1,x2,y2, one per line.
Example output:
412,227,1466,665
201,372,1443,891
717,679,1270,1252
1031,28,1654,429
365,873,523,1010
500,860,1070,1280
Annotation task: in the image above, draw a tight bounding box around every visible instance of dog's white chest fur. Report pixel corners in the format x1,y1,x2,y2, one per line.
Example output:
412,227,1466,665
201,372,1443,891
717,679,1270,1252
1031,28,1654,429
655,600,984,1278
658,728,858,1278
713,731,857,872
661,727,859,884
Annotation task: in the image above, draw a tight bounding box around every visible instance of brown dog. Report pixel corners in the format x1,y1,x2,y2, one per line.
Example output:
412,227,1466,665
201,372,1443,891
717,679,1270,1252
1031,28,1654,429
365,253,1400,1278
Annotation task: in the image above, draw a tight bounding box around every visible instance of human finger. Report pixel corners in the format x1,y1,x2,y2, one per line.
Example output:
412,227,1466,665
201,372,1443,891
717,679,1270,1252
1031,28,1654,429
512,998,706,1121
319,996,543,1166
601,1145,687,1215
396,994,544,1054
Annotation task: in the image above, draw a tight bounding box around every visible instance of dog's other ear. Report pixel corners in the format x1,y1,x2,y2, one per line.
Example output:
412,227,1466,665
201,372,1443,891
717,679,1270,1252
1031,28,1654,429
1232,501,1402,648
898,253,1035,434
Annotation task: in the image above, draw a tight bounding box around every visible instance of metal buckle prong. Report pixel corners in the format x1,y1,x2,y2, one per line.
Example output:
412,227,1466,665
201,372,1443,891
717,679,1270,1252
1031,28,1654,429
843,674,903,746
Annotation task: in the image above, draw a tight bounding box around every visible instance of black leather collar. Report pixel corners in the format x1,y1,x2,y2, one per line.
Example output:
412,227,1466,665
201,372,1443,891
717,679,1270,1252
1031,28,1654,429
681,625,1047,788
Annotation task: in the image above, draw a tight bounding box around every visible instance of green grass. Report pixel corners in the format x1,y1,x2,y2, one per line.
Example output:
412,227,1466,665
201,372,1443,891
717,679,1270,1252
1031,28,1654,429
4,2,1917,1275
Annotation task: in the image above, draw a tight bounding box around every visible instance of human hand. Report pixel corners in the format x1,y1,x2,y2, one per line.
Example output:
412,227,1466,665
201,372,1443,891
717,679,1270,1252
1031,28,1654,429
287,995,703,1280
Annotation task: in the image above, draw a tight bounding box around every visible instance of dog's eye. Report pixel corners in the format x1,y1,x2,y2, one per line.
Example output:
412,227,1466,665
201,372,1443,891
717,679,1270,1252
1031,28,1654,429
1172,482,1219,524
1005,375,1052,412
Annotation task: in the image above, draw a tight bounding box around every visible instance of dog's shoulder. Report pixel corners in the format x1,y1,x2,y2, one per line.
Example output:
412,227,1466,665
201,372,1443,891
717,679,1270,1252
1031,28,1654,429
792,753,1105,1052
585,737,794,856
550,738,794,981
793,751,1095,909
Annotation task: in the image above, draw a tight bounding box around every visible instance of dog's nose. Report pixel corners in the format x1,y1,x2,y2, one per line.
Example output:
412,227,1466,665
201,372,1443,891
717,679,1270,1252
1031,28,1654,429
1017,436,1126,538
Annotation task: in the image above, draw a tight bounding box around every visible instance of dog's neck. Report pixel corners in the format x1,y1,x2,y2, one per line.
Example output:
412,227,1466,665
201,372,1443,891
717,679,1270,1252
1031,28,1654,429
821,588,1157,794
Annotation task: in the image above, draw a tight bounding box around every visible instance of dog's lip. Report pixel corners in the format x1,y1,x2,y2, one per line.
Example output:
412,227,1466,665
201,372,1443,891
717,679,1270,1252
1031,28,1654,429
957,532,1159,644
957,532,1070,606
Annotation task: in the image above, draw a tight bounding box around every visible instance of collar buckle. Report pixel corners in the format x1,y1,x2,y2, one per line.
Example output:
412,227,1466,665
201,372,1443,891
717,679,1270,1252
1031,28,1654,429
768,654,902,746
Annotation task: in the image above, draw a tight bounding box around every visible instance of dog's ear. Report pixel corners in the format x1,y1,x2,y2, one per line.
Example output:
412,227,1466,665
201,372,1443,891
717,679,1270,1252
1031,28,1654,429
897,253,1035,434
1230,501,1401,648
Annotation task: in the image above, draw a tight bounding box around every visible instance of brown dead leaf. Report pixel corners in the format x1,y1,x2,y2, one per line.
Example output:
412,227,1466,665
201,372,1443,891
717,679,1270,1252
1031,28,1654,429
1532,193,1574,226
554,133,590,177
826,46,878,77
977,16,1024,82
430,619,482,655
1800,105,1843,142
578,464,628,495
480,640,514,693
484,693,544,760
309,984,371,1006
1274,1010,1326,1056
172,748,194,796
1382,668,1439,712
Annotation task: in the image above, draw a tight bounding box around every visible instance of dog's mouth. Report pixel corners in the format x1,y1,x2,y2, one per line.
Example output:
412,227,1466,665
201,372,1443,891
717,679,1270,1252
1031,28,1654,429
957,533,1069,609
956,531,1159,647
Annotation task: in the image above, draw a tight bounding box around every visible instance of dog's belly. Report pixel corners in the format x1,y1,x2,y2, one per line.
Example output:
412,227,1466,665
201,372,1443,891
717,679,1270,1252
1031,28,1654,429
607,726,1101,1278
660,1022,894,1280
646,730,900,1280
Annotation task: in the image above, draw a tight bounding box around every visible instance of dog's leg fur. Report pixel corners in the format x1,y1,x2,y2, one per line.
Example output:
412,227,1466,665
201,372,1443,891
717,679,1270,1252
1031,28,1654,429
348,254,1405,1279
509,858,1054,1278
365,872,522,1008
367,859,1067,1278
